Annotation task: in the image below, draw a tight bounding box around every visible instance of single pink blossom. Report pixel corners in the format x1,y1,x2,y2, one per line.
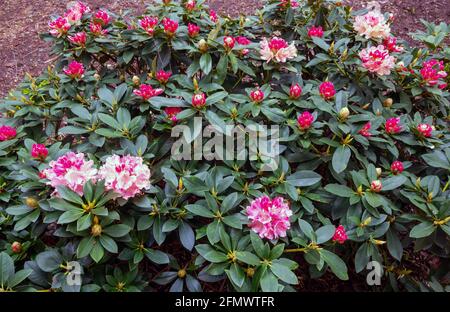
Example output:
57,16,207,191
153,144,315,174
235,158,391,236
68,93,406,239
246,195,292,240
133,84,164,100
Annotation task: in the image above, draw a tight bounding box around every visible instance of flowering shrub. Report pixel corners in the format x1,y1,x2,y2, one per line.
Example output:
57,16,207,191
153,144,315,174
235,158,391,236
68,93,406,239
0,0,449,293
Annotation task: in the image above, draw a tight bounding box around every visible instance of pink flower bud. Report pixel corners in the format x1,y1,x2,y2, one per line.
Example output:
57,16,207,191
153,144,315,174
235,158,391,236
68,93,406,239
68,32,87,46
308,26,324,38
48,17,71,37
385,117,402,134
90,23,108,36
319,81,336,100
11,241,22,254
185,0,196,11
156,70,172,84
209,9,218,23
358,122,372,137
163,17,178,36
332,225,348,244
289,84,302,99
250,89,264,103
188,23,200,38
94,10,110,26
192,93,206,108
0,125,17,141
63,61,85,79
223,36,236,49
297,111,314,130
371,180,382,193
133,84,164,100
165,107,182,123
417,123,433,138
140,16,158,36
391,161,404,175
31,144,49,160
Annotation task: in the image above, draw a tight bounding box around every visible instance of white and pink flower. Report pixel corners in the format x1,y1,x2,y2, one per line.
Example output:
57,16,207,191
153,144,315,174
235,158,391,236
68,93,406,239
359,45,395,76
140,16,158,36
68,32,87,46
64,1,90,24
133,84,164,100
260,37,297,63
353,9,390,40
246,195,292,240
98,155,151,200
43,152,97,196
49,17,71,37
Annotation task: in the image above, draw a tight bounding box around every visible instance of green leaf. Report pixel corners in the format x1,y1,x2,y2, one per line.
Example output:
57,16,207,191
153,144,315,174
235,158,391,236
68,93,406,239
0,252,14,286
77,236,95,258
312,37,330,51
260,270,279,292
90,241,104,263
381,175,407,191
315,225,336,244
222,214,243,229
299,219,316,241
99,235,118,253
179,222,195,251
320,249,349,280
200,53,213,75
185,204,214,218
270,260,298,285
332,145,351,173
56,186,84,205
103,224,131,237
324,184,354,197
236,251,261,266
386,229,403,261
410,222,435,238
226,263,245,288
58,209,85,224
286,170,322,187
145,249,169,264
36,250,63,272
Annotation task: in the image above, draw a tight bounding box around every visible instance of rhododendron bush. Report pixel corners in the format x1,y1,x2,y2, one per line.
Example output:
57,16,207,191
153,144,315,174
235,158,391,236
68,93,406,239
0,0,449,292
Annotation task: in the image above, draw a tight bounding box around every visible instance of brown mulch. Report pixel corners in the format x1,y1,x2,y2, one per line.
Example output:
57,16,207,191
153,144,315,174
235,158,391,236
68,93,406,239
0,0,449,98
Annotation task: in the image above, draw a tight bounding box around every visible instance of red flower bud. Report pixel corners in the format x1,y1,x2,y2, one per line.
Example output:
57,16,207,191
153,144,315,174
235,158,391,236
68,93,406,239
332,225,347,244
297,111,314,130
391,161,404,175
250,89,264,103
31,144,49,160
371,180,382,193
192,93,206,108
289,84,302,99
319,82,336,100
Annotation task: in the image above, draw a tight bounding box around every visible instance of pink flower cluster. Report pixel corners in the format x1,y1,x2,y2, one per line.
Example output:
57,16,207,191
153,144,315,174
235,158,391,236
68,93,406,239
319,81,336,100
133,84,164,100
358,122,372,137
49,1,90,36
64,61,85,79
383,36,403,53
417,123,433,138
68,32,87,46
65,1,90,24
250,89,264,103
209,10,218,23
260,37,297,63
188,23,200,38
420,59,448,89
164,107,182,123
163,18,178,36
31,144,48,160
98,155,151,200
359,45,395,76
140,16,159,36
279,0,299,9
385,117,402,134
297,111,314,130
236,36,251,56
353,9,390,40
156,70,172,84
42,152,98,196
192,93,207,108
308,26,324,38
332,225,348,244
391,161,404,174
246,196,292,240
290,84,302,99
0,125,17,141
